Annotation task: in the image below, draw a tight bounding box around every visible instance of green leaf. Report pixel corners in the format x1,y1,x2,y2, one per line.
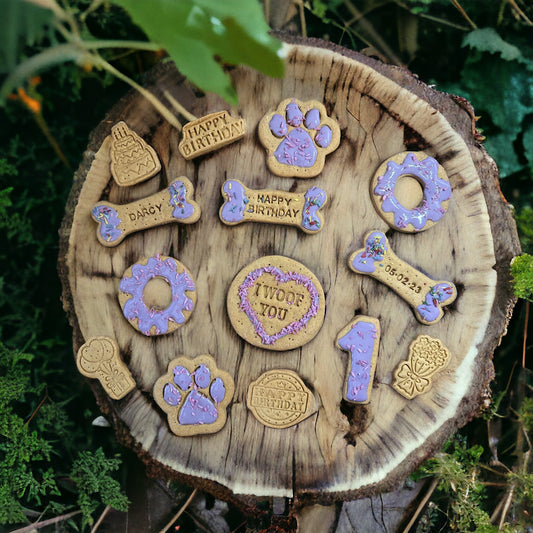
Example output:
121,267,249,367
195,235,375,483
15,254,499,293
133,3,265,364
0,0,56,74
523,122,533,171
109,0,284,105
463,28,526,63
462,58,533,135
511,253,533,301
484,131,524,178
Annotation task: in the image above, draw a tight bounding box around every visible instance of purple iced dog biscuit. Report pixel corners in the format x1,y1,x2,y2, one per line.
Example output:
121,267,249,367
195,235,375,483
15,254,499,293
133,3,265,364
168,180,195,220
119,255,196,336
417,283,456,323
338,318,380,403
220,179,248,223
373,152,452,232
259,99,340,178
350,231,388,274
91,205,123,243
302,187,326,231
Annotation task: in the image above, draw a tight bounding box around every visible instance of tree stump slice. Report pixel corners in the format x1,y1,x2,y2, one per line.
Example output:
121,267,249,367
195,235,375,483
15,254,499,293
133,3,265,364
59,38,520,508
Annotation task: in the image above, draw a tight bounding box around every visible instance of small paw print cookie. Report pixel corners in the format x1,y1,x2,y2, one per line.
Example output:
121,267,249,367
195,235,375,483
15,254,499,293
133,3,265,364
153,355,234,436
258,98,341,178
119,255,196,336
227,256,326,351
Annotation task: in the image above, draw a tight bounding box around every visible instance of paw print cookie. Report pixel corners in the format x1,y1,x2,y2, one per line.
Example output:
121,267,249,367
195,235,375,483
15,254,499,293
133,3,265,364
153,355,234,436
258,98,341,178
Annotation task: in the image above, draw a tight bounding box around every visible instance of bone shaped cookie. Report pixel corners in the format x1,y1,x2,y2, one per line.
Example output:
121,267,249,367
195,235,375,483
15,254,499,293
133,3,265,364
219,179,327,234
110,121,161,186
336,316,380,404
91,177,201,246
348,231,456,325
76,337,135,400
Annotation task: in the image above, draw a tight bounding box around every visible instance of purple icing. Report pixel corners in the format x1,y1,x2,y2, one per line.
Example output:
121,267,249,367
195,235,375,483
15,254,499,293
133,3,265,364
194,364,211,389
220,180,248,223
374,153,452,231
210,378,226,405
286,102,304,126
178,389,218,425
163,383,181,406
416,282,455,323
315,126,332,148
119,255,195,336
351,231,388,274
168,181,195,219
274,128,317,168
173,365,192,390
91,205,123,243
162,364,228,426
304,108,320,129
238,266,320,345
338,321,378,403
269,102,334,169
302,186,326,232
269,114,287,137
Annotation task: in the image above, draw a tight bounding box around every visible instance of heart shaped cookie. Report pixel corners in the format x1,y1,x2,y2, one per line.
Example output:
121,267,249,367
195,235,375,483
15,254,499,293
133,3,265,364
227,256,325,351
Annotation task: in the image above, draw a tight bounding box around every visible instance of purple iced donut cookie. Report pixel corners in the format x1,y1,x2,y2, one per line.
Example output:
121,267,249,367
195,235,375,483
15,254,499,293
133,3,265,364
371,151,452,233
118,254,196,336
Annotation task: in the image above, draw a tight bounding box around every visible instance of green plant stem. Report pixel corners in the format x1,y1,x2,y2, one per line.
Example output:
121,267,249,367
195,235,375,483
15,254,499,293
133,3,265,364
0,44,88,102
10,510,82,533
81,40,163,52
90,54,182,130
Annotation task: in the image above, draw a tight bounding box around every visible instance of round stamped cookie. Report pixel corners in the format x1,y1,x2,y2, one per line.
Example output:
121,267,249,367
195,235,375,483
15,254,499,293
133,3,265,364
227,256,325,351
370,151,452,233
119,254,196,336
247,369,315,429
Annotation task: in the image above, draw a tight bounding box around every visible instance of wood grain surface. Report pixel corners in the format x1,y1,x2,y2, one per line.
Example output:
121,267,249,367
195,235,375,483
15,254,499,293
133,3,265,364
59,38,520,507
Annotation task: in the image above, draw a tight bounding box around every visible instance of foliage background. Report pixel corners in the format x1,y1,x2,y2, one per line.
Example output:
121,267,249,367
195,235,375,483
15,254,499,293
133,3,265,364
0,0,531,531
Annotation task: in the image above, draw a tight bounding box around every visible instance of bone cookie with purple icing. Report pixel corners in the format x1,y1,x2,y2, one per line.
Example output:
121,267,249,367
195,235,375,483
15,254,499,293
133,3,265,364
219,179,327,234
336,316,380,404
153,355,234,437
119,255,196,336
258,98,341,178
76,336,135,400
178,111,245,160
392,335,451,399
110,121,161,187
371,151,452,233
348,231,456,325
227,256,325,351
91,177,200,246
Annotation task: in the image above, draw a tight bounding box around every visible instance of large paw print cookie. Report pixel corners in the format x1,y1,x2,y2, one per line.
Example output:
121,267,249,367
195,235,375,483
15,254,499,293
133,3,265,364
258,98,341,178
153,355,234,437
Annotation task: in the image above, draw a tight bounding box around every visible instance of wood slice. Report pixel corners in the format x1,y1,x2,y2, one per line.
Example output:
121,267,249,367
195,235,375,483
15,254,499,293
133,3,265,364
58,37,520,508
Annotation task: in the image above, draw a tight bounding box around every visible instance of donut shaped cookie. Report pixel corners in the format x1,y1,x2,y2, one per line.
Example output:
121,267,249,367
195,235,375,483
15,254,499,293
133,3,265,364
370,151,452,233
118,254,196,336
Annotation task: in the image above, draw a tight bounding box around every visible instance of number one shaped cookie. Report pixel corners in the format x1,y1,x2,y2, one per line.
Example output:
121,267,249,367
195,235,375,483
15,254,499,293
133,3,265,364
348,231,456,325
91,177,201,246
336,316,380,404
